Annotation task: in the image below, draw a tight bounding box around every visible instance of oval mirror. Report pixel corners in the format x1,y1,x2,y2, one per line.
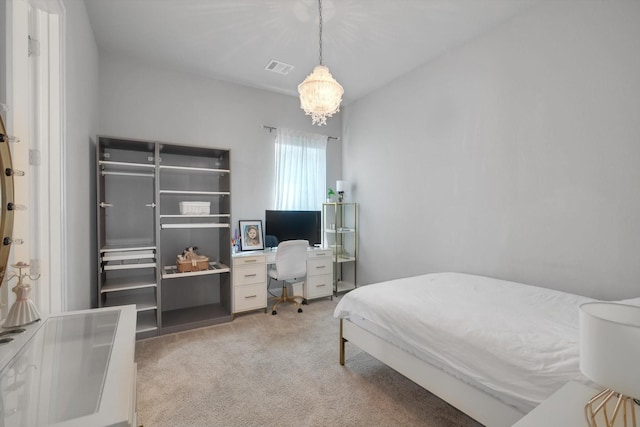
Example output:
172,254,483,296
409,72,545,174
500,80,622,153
0,114,15,283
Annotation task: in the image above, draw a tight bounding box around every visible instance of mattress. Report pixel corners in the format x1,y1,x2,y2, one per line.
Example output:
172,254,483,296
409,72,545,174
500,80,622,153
334,272,596,412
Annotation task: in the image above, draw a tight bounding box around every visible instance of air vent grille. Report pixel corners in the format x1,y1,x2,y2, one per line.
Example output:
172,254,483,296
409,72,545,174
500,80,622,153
265,59,294,75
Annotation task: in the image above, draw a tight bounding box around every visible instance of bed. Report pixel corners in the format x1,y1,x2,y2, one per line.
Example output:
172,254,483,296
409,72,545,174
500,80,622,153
334,272,601,427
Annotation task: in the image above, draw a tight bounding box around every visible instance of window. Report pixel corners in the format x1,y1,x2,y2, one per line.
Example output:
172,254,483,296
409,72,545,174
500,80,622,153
274,127,327,210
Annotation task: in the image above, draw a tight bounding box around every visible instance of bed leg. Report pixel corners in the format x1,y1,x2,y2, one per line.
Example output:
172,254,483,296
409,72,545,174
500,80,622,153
340,318,346,365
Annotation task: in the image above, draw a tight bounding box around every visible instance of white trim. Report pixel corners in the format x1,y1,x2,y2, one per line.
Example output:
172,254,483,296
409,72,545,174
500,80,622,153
47,7,63,313
3,0,31,320
3,0,64,319
31,6,63,315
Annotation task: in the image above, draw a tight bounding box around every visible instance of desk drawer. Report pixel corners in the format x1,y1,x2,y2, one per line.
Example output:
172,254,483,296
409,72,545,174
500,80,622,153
232,255,265,267
306,274,332,299
307,257,332,276
234,264,266,286
234,283,267,313
309,250,332,258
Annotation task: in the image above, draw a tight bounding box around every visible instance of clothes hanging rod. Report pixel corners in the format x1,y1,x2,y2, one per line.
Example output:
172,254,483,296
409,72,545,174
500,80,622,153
262,125,339,141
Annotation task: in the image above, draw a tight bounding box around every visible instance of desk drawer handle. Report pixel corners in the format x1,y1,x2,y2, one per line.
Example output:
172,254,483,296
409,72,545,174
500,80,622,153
316,284,327,287
315,265,326,269
243,259,257,263
244,274,257,278
245,295,257,299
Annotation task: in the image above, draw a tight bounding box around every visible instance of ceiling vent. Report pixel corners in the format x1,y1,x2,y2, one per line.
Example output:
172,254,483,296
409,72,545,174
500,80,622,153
265,59,294,75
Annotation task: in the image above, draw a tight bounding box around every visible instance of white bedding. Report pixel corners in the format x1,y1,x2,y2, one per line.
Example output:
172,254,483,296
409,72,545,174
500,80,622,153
333,272,596,411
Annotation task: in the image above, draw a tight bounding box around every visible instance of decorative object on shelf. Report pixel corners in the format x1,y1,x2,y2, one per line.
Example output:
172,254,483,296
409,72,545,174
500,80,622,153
176,246,210,272
232,228,241,253
579,302,640,427
179,201,210,215
239,220,264,251
3,262,41,328
297,0,344,126
336,180,349,203
327,188,336,202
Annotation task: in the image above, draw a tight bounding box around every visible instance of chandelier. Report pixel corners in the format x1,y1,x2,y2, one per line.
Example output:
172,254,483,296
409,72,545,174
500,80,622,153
298,0,344,126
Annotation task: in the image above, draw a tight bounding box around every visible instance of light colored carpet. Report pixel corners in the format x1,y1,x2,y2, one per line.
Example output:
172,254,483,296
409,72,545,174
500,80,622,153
135,296,484,427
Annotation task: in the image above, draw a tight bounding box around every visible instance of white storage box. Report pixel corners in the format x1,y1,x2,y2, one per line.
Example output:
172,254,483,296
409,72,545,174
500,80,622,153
179,201,210,215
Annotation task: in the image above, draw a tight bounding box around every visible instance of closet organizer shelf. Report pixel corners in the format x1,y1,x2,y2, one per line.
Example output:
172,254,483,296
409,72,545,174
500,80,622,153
162,262,230,279
101,244,156,252
99,160,155,169
159,190,230,196
160,223,229,229
160,214,230,218
101,249,155,261
98,136,232,338
102,259,156,270
159,165,230,174
101,274,157,292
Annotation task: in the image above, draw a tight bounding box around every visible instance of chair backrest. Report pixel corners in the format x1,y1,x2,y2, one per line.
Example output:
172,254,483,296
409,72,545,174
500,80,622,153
275,240,309,281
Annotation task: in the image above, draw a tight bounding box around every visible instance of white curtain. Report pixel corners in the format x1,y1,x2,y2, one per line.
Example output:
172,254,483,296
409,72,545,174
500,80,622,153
274,127,327,210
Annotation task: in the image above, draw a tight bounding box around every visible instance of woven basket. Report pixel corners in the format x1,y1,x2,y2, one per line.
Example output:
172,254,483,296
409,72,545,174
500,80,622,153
176,255,210,272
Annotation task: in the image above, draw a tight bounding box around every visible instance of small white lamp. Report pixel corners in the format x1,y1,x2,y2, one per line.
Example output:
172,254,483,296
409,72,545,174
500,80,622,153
579,302,640,427
336,180,349,203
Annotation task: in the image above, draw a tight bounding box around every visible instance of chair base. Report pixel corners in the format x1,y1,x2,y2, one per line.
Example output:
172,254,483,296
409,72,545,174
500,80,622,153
271,285,304,315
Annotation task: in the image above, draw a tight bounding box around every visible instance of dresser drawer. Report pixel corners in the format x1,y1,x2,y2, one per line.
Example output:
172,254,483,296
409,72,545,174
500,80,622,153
233,264,266,286
307,257,332,276
232,255,265,267
234,283,267,313
306,273,332,299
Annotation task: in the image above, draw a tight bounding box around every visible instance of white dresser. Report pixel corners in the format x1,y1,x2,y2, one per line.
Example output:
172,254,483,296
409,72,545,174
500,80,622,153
232,254,268,315
304,249,333,299
232,247,334,316
0,305,137,427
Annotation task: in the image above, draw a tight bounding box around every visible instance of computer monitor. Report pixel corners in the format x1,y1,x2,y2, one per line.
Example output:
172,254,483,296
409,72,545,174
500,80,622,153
264,210,321,248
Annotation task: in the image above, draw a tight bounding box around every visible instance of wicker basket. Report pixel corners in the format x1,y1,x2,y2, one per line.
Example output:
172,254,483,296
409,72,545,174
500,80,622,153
176,255,210,272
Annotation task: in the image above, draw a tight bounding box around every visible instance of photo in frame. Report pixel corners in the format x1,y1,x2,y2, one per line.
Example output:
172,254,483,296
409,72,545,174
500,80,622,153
239,220,264,251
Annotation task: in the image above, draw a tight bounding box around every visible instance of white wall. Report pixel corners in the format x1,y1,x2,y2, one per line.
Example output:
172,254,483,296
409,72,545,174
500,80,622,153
63,0,98,309
344,1,640,300
95,53,342,304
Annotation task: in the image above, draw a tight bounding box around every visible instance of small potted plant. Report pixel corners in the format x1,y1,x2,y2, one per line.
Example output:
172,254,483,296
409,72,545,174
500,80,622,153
327,188,336,202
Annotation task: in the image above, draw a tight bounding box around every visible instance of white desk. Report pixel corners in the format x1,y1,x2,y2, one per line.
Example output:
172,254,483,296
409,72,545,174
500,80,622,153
232,247,333,315
513,381,605,427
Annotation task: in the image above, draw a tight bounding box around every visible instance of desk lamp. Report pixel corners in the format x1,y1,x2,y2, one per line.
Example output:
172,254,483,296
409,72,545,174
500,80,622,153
579,302,640,427
336,180,348,203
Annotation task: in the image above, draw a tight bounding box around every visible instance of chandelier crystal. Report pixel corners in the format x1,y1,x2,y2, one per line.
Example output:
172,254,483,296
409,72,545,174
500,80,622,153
298,0,344,126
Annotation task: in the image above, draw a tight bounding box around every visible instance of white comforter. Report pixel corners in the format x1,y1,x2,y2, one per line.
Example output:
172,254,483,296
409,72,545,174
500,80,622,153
333,272,595,410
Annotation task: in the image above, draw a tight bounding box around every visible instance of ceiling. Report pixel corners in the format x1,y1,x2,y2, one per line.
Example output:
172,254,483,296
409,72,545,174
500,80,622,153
84,0,537,104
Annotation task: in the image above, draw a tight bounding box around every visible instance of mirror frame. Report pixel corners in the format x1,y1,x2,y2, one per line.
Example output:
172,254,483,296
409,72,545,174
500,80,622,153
0,114,15,283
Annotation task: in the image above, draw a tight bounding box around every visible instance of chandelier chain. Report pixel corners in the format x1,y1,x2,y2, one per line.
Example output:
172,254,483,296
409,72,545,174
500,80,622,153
318,0,323,65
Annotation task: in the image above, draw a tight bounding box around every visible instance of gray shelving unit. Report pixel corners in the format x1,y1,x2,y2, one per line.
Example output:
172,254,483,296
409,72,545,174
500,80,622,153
97,136,232,339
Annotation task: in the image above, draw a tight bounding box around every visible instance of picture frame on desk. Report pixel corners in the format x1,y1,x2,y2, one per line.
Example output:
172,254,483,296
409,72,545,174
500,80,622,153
239,220,264,251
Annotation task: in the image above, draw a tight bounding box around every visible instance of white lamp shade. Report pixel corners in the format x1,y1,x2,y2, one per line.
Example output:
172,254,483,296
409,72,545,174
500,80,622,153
336,180,348,193
579,302,640,399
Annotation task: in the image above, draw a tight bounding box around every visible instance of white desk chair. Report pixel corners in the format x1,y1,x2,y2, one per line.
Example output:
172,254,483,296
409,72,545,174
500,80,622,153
268,240,308,315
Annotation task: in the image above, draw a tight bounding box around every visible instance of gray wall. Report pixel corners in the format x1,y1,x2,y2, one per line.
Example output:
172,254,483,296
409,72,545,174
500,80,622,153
95,53,343,306
63,0,99,310
96,53,342,224
344,1,640,300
